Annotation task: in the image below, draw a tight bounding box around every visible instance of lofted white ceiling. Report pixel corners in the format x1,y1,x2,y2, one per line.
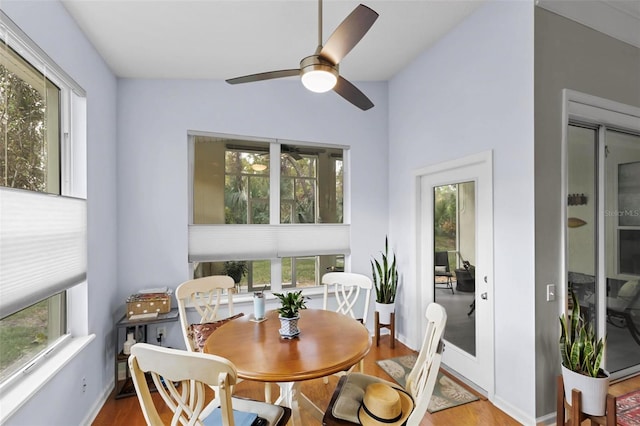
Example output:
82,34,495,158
60,0,640,82
61,0,485,81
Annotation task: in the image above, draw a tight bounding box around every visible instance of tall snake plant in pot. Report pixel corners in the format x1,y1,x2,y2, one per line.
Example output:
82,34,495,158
559,290,609,416
371,236,398,324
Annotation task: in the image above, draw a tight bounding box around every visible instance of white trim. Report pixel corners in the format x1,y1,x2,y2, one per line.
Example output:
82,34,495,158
492,394,535,426
82,378,115,426
536,0,640,49
565,90,640,129
0,335,95,423
0,11,85,96
414,149,495,399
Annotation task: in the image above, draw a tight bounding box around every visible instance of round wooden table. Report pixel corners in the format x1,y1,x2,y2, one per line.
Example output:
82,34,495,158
204,309,371,425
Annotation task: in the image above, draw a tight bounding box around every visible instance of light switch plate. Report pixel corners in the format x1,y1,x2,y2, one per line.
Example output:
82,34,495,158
546,284,556,301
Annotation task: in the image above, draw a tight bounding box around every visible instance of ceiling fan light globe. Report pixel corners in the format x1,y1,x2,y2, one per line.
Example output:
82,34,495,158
301,67,337,93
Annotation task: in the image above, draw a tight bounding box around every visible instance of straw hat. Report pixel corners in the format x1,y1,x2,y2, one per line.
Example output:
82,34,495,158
358,382,414,426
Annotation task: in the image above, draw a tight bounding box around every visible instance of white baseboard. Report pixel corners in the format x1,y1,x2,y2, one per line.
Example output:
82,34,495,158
492,394,536,426
535,411,556,425
82,379,114,425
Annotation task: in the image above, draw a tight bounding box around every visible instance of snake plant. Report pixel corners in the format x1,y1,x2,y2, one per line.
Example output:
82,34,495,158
371,236,398,304
559,291,606,377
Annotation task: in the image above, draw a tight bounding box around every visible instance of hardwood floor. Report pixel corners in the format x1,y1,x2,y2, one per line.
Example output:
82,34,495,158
93,335,640,425
93,335,520,425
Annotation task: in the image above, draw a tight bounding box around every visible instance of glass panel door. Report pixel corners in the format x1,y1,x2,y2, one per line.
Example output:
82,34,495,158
604,129,640,374
566,123,640,377
434,182,476,356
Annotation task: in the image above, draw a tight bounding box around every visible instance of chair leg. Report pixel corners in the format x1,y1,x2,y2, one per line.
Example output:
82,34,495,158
448,277,454,294
265,383,271,403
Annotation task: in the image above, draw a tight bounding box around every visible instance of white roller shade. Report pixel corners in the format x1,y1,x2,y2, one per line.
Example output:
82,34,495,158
188,224,350,261
276,224,350,257
0,188,87,318
188,225,277,261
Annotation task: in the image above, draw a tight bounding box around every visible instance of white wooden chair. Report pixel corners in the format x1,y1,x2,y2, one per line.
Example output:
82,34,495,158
404,303,447,424
322,303,447,426
176,276,236,352
128,343,290,426
321,272,372,381
176,275,273,402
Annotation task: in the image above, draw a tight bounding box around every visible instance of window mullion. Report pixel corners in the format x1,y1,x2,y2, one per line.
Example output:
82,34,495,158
270,143,282,291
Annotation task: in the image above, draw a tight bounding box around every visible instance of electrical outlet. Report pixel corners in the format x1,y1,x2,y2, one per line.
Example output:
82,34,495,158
157,326,166,340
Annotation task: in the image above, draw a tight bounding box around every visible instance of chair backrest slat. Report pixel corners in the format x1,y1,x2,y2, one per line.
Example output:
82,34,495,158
322,272,372,325
176,276,235,351
405,303,447,426
129,343,238,426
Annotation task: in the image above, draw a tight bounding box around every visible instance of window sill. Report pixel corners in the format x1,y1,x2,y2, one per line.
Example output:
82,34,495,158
231,286,326,304
0,334,95,423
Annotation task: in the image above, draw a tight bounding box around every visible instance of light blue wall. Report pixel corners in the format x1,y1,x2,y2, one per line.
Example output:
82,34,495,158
388,1,536,423
2,1,118,425
3,0,552,424
115,79,390,346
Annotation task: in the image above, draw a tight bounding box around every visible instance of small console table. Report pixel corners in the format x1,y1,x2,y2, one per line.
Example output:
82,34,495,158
113,308,179,398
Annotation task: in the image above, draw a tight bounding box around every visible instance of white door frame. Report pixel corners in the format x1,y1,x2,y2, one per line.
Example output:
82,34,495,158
415,150,495,399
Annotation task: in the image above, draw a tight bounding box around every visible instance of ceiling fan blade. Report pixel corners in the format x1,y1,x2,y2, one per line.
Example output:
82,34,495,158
320,4,378,65
226,69,299,85
333,76,373,111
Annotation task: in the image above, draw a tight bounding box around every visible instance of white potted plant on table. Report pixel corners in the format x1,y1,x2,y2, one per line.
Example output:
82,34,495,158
273,290,307,339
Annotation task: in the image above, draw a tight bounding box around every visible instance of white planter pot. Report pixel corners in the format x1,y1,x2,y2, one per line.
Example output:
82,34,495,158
375,302,395,325
278,316,300,339
561,365,610,416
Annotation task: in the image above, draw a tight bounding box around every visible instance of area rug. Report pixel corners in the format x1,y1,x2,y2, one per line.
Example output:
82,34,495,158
376,355,479,413
617,389,640,426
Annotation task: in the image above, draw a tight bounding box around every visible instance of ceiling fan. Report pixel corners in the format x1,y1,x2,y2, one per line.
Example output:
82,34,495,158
225,0,379,111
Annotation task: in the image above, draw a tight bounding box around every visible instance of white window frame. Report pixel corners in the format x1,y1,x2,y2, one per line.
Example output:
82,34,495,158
0,11,93,422
187,132,351,293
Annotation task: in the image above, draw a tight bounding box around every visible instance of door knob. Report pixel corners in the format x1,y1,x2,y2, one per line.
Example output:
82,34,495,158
481,292,488,300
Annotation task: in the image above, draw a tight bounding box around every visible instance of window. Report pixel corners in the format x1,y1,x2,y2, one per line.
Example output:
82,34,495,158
0,15,87,393
188,134,349,293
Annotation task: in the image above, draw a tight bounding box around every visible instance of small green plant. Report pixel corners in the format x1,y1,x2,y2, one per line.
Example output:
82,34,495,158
223,261,248,284
559,291,606,378
371,236,398,304
273,290,307,318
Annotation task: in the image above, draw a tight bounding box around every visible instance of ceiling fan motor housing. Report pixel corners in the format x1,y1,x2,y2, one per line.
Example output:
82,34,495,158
300,55,339,93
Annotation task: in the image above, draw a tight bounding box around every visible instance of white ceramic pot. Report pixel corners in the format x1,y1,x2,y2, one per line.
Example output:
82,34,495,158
278,316,300,339
561,365,610,416
375,302,395,325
